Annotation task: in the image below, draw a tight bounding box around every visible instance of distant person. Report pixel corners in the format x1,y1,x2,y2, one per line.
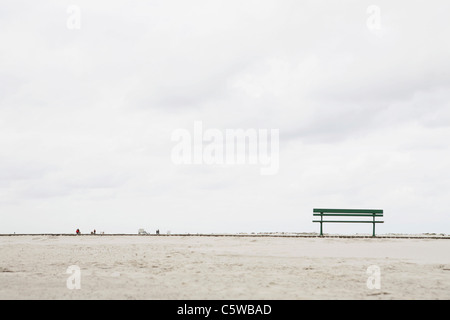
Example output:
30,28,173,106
76,229,80,235
94,229,96,235
156,229,160,235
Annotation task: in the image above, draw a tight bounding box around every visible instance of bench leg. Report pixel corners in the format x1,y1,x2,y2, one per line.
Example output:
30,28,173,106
320,213,323,236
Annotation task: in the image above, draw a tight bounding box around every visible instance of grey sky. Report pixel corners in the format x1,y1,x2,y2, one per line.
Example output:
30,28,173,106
0,0,449,234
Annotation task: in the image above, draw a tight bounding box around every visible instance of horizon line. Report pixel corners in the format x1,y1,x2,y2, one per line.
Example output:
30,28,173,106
1,232,449,240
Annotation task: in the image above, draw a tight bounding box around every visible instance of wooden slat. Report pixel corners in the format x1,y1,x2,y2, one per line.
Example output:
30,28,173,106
313,213,383,217
313,208,383,214
313,220,384,223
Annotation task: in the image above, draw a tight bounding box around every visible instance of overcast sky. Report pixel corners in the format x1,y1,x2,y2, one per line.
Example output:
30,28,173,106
1,0,449,234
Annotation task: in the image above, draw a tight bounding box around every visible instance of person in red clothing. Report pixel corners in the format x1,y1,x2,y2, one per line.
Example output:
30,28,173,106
76,229,80,235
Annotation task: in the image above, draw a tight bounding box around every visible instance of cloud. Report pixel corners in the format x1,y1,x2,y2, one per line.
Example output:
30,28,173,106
0,0,449,234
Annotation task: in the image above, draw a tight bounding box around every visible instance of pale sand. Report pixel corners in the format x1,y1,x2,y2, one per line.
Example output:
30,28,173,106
0,235,449,300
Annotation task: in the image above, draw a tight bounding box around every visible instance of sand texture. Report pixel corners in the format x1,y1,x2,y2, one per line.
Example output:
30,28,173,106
0,235,449,299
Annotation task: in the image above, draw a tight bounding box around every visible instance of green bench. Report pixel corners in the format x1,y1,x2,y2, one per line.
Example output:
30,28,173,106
313,208,384,237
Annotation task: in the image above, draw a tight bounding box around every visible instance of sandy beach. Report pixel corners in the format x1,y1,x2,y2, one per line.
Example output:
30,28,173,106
0,235,449,300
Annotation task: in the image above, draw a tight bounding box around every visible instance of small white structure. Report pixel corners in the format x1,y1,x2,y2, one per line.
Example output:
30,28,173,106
138,229,148,235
